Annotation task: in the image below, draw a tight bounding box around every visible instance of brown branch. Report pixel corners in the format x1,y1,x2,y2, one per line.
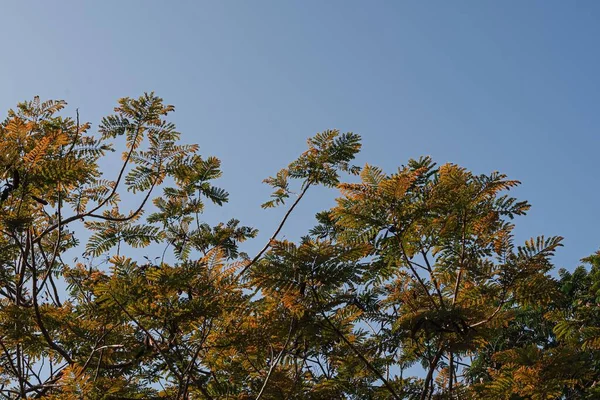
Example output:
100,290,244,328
396,235,439,311
420,347,444,400
452,211,468,307
16,231,30,307
448,352,454,395
29,367,67,398
65,108,80,157
255,319,296,400
239,182,311,276
29,230,73,365
421,249,444,306
469,294,508,329
178,345,203,400
78,329,123,379
36,243,61,307
87,179,157,222
0,336,19,378
33,120,145,244
311,286,402,400
110,294,214,400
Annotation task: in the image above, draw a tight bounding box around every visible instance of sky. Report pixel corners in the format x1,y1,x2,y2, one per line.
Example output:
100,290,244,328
1,1,599,271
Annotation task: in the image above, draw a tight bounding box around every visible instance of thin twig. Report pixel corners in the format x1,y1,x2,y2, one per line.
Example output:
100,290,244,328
311,286,402,400
239,182,311,276
254,319,296,400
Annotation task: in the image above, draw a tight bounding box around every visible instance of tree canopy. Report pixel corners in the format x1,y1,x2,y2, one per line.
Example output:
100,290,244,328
0,93,598,399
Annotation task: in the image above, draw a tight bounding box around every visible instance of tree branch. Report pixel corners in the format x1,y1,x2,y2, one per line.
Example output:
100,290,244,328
311,286,401,400
239,182,311,276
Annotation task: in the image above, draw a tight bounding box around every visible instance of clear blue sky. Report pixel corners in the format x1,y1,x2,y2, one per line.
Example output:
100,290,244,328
1,1,599,270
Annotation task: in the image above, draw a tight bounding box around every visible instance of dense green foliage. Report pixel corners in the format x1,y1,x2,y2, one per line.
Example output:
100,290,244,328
0,93,598,399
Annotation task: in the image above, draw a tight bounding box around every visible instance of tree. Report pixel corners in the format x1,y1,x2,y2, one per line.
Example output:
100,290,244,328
321,159,562,399
469,252,600,399
0,93,595,399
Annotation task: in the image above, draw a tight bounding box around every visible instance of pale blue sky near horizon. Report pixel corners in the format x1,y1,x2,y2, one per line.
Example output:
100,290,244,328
1,1,599,271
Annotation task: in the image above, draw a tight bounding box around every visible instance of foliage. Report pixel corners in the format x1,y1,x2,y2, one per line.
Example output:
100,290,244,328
0,93,597,399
